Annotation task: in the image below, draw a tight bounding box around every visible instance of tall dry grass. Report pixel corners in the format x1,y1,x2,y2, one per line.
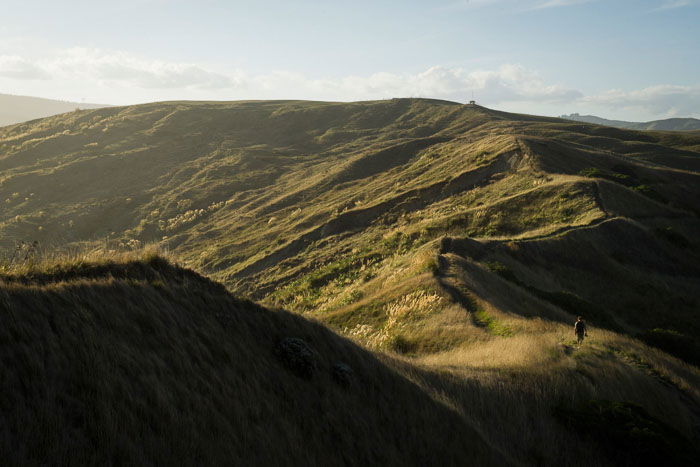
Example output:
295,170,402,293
0,251,507,466
407,313,700,466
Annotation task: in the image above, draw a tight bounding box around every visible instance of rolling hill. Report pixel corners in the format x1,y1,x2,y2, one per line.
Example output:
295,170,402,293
0,93,108,127
1,98,700,464
561,113,700,131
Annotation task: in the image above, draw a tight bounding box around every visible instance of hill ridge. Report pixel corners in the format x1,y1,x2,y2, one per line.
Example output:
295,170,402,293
561,113,700,131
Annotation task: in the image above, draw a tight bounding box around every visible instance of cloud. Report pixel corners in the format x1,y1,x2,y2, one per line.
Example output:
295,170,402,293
583,84,700,117
442,0,596,10
530,0,596,9
0,48,236,90
0,55,51,80
0,50,580,104
236,64,583,105
1,48,698,118
53,48,237,89
655,0,696,10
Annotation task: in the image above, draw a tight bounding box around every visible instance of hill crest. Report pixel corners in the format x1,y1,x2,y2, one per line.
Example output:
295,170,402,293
561,112,700,131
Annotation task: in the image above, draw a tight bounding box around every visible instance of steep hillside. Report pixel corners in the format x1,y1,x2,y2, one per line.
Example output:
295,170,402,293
0,93,108,127
561,113,700,131
0,251,506,465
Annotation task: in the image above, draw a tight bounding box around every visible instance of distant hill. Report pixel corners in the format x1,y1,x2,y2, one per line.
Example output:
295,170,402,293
561,112,700,131
0,93,108,126
1,99,700,464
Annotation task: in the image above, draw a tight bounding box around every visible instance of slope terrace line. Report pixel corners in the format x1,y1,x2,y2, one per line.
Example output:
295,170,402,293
491,215,618,244
229,150,519,283
253,136,452,217
523,135,700,175
428,176,609,241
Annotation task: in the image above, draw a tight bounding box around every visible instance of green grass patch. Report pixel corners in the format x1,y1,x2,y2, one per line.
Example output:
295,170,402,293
579,167,667,203
473,310,513,336
579,167,634,185
381,231,424,255
632,184,667,203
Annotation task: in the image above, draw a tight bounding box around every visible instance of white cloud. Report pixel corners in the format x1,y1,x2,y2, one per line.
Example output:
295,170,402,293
655,0,696,10
66,48,236,89
0,49,580,105
0,55,51,80
443,0,596,10
1,48,698,119
1,48,236,90
531,0,596,10
583,84,700,117
238,64,582,104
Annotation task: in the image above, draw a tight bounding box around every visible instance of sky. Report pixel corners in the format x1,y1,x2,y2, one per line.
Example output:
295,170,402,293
0,0,698,120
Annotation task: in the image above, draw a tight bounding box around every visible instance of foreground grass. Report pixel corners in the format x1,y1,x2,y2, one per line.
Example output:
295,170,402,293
2,248,698,465
0,249,506,465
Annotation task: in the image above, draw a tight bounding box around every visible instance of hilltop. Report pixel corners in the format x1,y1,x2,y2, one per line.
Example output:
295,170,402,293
0,93,108,127
561,113,700,131
1,98,700,464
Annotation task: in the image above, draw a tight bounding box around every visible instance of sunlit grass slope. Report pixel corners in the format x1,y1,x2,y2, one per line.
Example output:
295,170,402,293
1,99,698,352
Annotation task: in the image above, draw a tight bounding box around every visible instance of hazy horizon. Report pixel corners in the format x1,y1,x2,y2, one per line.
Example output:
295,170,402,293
1,0,699,121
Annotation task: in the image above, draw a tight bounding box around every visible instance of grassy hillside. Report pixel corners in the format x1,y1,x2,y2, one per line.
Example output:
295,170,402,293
1,99,697,353
1,99,700,464
0,250,507,465
1,250,698,466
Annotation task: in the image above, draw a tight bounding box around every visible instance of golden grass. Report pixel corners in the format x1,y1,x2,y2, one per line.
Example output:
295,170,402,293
407,316,700,466
0,242,168,277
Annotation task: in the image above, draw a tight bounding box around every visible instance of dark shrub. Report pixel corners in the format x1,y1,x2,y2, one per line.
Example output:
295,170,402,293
332,362,354,387
275,337,318,379
389,334,416,354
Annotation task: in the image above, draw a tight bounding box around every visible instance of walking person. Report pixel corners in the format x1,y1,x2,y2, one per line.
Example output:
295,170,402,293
574,316,587,345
